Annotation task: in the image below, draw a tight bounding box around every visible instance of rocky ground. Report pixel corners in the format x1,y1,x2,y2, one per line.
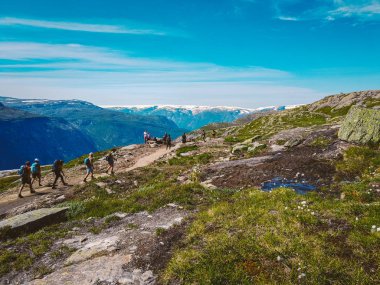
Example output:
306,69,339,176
0,90,380,285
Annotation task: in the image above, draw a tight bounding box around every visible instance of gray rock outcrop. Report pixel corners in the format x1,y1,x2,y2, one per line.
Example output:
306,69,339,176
338,106,380,144
0,207,68,238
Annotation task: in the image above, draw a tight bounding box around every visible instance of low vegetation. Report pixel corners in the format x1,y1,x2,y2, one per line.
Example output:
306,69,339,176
0,224,71,276
225,110,327,142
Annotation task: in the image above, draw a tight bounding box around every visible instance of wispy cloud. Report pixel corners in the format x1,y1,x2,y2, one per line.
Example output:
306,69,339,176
0,41,323,107
276,16,299,21
327,2,380,20
275,0,380,22
0,17,168,36
0,42,291,81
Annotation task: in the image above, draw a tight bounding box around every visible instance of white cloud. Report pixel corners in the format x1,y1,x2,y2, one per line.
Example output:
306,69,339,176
328,2,380,19
0,41,324,107
275,0,380,22
0,42,291,80
0,17,167,36
277,16,299,21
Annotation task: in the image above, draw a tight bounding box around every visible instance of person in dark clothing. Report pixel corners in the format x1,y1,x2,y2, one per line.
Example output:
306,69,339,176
105,150,116,175
18,161,35,198
52,160,68,189
166,135,172,149
212,130,217,138
163,133,168,145
182,133,187,144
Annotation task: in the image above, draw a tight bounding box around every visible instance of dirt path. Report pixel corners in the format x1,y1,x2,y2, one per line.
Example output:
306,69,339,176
0,144,179,218
123,145,177,172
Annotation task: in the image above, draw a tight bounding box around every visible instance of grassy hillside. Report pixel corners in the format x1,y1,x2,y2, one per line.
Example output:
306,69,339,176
0,90,379,284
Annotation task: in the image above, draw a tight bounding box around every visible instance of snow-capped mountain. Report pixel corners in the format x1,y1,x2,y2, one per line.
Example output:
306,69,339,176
105,105,300,131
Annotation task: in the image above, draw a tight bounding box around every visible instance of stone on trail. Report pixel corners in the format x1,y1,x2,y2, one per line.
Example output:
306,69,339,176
0,207,68,238
338,106,380,144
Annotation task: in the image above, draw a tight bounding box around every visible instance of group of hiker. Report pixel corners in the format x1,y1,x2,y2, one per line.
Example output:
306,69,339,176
16,129,215,198
17,150,117,198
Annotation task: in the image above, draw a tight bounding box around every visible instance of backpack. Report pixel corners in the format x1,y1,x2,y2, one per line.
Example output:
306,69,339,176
31,163,39,174
18,165,25,177
84,158,91,167
52,160,58,172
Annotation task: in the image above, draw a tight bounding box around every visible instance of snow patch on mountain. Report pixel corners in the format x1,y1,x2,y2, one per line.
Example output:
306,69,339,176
104,104,303,130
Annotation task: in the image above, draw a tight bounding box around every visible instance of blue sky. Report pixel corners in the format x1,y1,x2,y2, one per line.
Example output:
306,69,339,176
0,0,379,107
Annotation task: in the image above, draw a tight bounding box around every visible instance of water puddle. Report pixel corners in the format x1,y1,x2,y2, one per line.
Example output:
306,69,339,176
261,177,316,195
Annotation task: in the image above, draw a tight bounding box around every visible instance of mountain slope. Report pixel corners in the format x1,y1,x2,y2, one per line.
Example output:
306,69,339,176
0,97,184,150
0,103,96,170
107,105,296,131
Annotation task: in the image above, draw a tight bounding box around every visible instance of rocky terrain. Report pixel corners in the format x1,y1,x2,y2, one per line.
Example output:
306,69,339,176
0,90,380,285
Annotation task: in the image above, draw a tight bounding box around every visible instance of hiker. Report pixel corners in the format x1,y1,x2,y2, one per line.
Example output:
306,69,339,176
18,161,35,198
83,152,95,182
52,160,68,189
201,130,206,142
182,133,187,144
166,134,172,149
31,158,42,187
105,150,116,175
163,133,168,145
144,131,148,144
212,130,217,138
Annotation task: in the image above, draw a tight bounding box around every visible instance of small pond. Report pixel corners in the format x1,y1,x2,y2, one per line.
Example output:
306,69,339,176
261,177,316,195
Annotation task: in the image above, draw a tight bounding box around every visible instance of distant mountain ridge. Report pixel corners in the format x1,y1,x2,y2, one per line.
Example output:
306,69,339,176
0,97,185,170
106,104,300,130
0,103,96,170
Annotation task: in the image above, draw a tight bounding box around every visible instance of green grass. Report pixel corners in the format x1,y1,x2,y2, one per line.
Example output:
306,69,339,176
168,153,212,166
225,110,327,143
163,187,380,284
0,224,70,277
309,137,333,148
316,106,352,117
176,145,199,156
65,182,222,219
364,98,380,108
0,175,19,193
335,146,380,181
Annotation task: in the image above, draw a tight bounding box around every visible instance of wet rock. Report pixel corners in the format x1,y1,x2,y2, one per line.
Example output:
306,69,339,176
338,106,380,144
0,207,68,238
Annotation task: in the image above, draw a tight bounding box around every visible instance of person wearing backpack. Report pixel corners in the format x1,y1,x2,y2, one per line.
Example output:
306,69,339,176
105,150,116,175
52,160,68,189
166,134,172,150
31,158,42,187
83,153,95,182
18,161,35,198
182,133,187,144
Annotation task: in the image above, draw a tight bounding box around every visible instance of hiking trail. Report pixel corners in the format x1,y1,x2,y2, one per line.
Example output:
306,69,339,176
0,144,179,218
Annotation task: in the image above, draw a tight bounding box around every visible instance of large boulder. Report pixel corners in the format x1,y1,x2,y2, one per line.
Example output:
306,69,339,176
0,207,68,238
338,106,380,144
